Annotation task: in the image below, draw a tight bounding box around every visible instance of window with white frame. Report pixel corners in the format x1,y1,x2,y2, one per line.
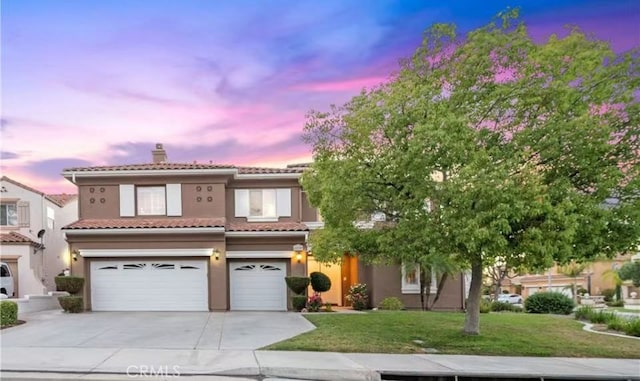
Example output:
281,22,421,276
249,189,277,218
235,188,291,221
46,206,55,229
401,263,438,294
137,186,166,215
0,203,18,226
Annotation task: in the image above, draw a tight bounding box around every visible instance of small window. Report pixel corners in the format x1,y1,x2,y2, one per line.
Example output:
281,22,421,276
123,263,146,270
180,265,199,270
98,265,117,270
137,186,166,215
249,189,276,218
0,203,18,226
260,265,281,271
401,263,438,294
401,264,420,294
1,265,10,277
152,263,175,270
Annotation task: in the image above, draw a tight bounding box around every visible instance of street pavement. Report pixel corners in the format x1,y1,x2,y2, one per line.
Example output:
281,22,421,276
1,310,638,380
1,349,638,380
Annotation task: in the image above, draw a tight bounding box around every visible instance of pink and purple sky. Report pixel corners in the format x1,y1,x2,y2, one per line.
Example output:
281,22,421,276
1,0,638,193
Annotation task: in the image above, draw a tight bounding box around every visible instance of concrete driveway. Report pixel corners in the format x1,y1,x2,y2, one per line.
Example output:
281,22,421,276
0,310,315,350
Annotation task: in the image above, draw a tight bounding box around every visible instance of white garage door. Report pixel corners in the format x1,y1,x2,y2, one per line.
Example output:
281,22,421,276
90,260,208,311
230,262,286,311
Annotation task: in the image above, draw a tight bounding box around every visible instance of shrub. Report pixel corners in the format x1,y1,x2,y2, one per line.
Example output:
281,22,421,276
511,305,524,313
479,298,491,313
291,295,307,311
574,306,594,320
58,296,83,313
588,310,616,324
285,277,310,295
524,292,574,315
601,288,615,302
577,287,588,296
490,301,514,312
623,319,640,337
0,301,18,326
324,303,333,312
378,297,404,310
310,272,331,293
606,300,624,307
346,283,369,310
54,276,85,295
618,261,640,287
307,293,323,312
607,316,627,332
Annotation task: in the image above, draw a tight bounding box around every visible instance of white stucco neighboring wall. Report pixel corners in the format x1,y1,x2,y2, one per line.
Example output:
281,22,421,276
0,178,78,296
9,245,46,296
43,198,77,289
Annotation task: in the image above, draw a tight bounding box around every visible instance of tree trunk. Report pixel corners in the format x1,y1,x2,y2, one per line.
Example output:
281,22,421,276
463,258,483,335
423,266,432,311
420,266,427,311
493,278,502,301
429,273,448,309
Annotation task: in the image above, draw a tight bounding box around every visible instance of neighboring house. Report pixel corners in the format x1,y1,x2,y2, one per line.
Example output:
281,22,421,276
62,144,465,312
510,254,632,299
0,176,78,297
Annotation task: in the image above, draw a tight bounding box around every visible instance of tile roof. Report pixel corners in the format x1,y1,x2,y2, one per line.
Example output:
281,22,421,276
0,231,37,245
286,162,312,168
62,163,305,175
64,218,226,230
63,163,237,172
226,222,309,232
46,193,77,207
236,166,304,174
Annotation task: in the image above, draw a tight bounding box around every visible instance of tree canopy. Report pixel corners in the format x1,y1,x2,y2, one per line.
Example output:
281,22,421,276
302,9,640,335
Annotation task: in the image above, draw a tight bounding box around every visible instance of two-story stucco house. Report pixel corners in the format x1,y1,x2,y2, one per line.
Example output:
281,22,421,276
0,176,78,297
62,144,465,311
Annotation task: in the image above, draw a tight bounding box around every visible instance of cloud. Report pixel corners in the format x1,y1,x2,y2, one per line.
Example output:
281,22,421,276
0,151,20,160
23,158,94,180
107,134,308,167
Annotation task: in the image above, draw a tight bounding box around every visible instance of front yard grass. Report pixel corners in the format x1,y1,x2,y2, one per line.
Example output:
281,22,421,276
264,311,640,358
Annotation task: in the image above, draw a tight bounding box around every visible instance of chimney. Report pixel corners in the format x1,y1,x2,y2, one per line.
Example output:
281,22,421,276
152,143,168,163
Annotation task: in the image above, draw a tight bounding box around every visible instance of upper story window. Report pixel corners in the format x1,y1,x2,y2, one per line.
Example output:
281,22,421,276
0,203,18,226
249,189,277,218
137,186,166,215
235,188,291,222
119,184,182,217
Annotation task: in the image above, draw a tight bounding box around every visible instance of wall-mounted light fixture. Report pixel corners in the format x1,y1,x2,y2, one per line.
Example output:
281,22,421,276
212,248,221,261
33,229,46,255
293,244,304,263
72,250,79,262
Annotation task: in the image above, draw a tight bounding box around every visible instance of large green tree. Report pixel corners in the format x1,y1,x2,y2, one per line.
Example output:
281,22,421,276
302,10,640,334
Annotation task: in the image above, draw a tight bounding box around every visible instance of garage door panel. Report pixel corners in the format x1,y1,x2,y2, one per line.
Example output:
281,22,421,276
230,262,286,311
90,259,208,311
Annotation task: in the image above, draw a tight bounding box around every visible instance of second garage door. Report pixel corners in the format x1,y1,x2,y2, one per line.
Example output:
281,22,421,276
229,262,286,311
90,260,208,311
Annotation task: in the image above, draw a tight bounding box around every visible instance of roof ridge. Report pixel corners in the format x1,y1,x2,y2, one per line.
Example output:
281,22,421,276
1,175,46,196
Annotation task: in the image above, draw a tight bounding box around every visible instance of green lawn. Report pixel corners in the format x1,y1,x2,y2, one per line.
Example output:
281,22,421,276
265,311,640,358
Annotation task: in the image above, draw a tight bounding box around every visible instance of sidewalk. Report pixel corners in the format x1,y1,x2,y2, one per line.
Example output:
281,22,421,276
1,347,638,380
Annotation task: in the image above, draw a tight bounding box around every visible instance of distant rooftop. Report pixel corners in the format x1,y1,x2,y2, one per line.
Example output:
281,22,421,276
1,176,76,207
